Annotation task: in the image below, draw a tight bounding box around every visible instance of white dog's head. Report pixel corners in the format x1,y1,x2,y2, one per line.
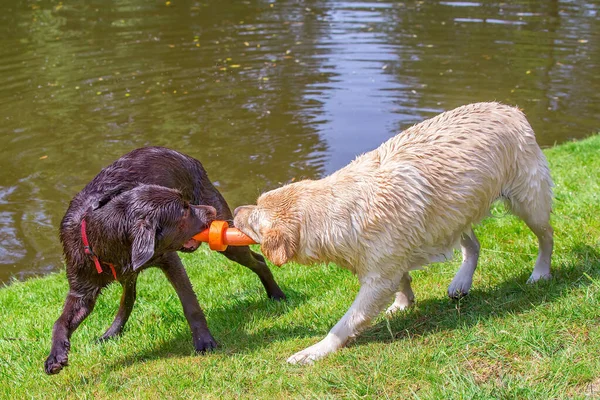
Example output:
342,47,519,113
234,185,302,266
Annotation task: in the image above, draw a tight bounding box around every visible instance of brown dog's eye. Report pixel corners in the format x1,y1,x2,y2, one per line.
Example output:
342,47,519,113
182,202,191,217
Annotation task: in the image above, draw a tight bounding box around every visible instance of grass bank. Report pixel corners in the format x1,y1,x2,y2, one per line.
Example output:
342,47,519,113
1,135,599,399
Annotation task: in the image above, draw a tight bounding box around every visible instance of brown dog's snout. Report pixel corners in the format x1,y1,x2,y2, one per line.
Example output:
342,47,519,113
192,205,217,220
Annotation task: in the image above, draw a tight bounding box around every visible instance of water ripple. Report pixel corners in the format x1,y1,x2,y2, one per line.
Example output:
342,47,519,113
0,0,598,283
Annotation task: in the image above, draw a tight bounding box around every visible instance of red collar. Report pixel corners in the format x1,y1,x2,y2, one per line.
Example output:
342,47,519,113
81,216,118,280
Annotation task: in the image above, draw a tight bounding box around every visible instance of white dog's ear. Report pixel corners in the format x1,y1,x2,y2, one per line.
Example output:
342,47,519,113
261,226,298,266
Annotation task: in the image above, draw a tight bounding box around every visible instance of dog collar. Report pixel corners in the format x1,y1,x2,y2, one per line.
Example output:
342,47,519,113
80,216,118,280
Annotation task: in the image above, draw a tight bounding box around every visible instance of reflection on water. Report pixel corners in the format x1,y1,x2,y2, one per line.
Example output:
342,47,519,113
0,0,598,283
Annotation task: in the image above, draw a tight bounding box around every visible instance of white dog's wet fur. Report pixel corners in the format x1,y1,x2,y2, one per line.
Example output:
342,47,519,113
234,102,554,364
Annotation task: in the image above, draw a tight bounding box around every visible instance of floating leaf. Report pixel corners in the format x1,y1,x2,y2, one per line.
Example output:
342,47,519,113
39,155,48,160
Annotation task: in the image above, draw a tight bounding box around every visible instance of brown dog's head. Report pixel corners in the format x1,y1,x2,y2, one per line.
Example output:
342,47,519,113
234,186,301,266
92,184,216,270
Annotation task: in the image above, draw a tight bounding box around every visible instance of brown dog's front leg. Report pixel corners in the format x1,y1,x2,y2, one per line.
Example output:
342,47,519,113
45,289,100,374
98,276,138,342
222,246,286,300
158,253,217,353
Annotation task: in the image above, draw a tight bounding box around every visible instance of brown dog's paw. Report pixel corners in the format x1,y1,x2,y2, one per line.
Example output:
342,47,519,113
194,334,218,353
44,352,69,375
269,289,286,301
96,332,119,343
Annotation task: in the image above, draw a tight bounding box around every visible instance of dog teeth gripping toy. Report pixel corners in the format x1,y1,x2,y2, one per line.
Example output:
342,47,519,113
192,220,256,251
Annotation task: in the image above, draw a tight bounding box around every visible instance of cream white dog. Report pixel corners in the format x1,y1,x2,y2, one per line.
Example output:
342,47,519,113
234,102,554,364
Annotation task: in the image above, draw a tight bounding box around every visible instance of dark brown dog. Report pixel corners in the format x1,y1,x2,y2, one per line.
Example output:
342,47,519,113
44,147,285,375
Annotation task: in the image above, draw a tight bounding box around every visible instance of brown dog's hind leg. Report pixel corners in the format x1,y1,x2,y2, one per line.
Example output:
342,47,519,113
222,245,286,300
98,275,138,342
157,252,217,353
45,287,101,374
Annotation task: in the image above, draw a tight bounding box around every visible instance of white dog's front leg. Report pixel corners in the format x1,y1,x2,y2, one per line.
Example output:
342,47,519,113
287,275,398,365
286,333,345,365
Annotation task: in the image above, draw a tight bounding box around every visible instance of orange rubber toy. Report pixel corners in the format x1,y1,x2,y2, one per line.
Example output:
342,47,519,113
192,220,256,251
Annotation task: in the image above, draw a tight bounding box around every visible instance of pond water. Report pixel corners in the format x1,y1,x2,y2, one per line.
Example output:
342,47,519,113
0,0,598,284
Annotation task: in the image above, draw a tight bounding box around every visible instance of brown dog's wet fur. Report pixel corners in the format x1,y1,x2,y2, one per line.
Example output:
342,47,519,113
45,147,285,375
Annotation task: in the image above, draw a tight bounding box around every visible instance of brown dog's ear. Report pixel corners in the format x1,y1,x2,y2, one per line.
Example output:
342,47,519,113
131,219,156,270
261,226,298,267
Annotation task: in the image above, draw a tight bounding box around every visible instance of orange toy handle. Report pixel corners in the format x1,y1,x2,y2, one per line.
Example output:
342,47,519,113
192,220,256,251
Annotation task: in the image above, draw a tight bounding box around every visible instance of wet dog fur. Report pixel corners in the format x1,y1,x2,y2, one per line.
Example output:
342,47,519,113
234,102,554,364
45,147,285,374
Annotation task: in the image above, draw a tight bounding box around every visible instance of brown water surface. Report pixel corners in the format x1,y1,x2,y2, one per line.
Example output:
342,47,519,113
1,0,598,283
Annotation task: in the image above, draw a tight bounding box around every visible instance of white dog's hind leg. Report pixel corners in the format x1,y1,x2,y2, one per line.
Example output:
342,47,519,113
448,229,480,299
505,176,553,283
287,273,399,365
386,273,415,314
522,218,553,283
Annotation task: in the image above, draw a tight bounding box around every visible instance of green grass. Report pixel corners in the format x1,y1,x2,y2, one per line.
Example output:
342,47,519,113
1,135,600,399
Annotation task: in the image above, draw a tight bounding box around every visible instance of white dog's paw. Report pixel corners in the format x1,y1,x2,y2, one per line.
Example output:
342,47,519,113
386,299,414,315
527,271,552,284
447,275,473,299
287,340,340,365
287,349,321,365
